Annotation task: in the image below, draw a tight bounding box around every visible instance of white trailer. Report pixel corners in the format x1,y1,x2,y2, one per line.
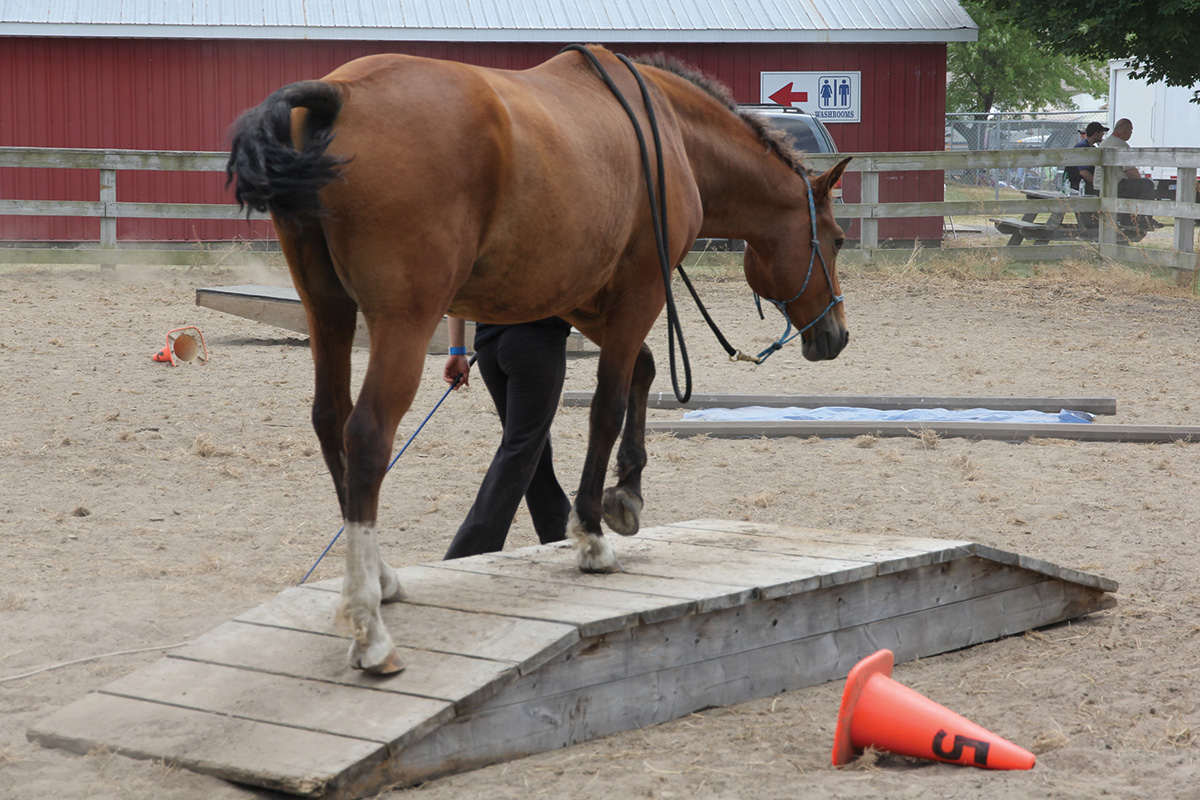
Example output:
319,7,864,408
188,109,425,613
1107,61,1200,196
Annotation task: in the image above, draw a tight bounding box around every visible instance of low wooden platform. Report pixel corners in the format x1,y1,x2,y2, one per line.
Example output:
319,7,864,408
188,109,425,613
646,419,1200,443
195,285,595,354
29,520,1116,798
562,391,1118,416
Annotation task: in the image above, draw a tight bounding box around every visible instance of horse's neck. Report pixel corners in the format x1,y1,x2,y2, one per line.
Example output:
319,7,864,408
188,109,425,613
672,106,798,244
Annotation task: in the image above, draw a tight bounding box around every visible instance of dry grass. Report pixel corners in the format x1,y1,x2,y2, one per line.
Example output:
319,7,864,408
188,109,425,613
0,593,29,611
912,427,940,450
844,245,1197,298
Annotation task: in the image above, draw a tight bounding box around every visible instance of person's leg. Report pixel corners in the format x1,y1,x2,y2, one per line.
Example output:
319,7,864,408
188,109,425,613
443,337,516,559
498,324,570,544
444,324,567,559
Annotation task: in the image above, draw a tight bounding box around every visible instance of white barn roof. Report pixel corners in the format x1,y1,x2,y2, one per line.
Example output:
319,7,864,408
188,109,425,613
0,1,978,43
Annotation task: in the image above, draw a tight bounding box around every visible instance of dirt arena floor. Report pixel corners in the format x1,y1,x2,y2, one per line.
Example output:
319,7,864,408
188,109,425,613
1,258,1198,799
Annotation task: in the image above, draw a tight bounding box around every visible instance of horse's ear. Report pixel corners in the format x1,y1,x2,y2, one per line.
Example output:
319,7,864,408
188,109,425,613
811,156,853,203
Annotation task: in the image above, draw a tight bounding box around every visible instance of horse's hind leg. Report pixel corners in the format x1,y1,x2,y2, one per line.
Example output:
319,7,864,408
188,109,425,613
602,343,655,536
337,317,435,674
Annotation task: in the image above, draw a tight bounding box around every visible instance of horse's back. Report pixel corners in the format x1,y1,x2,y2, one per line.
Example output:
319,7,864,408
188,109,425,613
308,51,667,321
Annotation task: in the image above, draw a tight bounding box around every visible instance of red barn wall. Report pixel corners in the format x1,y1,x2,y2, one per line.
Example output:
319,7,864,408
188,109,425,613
0,38,944,243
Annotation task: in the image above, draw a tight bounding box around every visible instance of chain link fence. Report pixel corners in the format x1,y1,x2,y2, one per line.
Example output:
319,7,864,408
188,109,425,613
945,110,1107,195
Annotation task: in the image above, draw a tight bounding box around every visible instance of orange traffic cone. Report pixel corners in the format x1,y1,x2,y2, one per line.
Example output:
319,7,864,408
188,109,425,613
150,327,209,366
832,649,1035,770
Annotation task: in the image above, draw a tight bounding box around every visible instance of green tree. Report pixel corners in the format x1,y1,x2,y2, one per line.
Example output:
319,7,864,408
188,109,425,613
981,0,1200,95
948,0,1108,115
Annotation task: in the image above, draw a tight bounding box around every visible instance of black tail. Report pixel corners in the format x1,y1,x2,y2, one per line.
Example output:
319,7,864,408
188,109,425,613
226,80,348,226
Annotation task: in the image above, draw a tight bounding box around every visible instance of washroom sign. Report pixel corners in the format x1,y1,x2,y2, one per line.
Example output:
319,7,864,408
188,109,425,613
760,72,861,122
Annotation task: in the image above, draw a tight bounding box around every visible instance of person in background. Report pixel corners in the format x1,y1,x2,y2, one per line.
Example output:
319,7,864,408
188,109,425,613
1066,121,1106,196
442,316,572,559
1098,118,1163,232
1064,121,1106,228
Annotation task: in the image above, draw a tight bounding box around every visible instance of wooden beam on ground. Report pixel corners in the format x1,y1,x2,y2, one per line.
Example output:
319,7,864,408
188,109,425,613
29,520,1116,799
562,391,1118,416
646,419,1200,444
195,285,596,354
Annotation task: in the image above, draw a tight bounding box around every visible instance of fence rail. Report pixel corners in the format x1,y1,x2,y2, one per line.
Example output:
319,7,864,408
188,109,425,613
2,145,1198,272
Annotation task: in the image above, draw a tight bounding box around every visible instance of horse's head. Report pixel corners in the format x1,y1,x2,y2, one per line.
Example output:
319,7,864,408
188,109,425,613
743,157,852,362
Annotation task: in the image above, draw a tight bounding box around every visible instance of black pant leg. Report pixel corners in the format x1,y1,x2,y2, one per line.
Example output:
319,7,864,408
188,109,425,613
495,324,570,545
444,324,568,559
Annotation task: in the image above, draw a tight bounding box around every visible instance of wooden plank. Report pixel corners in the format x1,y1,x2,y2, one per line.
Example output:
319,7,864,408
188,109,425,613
27,693,384,798
430,547,758,616
0,247,286,267
237,586,580,675
467,556,1051,709
102,658,452,749
172,621,517,711
644,520,974,578
646,418,1200,444
973,544,1118,592
195,285,595,354
367,575,1112,792
553,536,873,601
388,564,696,634
0,199,106,217
561,391,1118,415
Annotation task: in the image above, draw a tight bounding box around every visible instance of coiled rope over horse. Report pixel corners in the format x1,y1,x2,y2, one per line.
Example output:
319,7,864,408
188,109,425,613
562,44,843,401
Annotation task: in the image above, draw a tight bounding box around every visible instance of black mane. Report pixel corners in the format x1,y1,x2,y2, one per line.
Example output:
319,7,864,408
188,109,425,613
634,53,812,176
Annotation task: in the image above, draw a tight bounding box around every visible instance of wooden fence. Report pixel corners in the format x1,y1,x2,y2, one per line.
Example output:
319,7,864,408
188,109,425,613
2,145,1198,272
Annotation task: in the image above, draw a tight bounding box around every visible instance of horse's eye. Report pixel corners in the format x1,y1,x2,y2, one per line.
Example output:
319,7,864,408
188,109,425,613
834,237,845,251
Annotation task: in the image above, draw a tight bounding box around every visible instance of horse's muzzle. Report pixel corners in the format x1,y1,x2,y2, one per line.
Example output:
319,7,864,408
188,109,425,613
801,324,849,362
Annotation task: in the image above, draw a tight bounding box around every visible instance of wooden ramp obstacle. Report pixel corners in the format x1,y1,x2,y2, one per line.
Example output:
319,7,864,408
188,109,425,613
195,285,595,354
561,391,1118,416
646,419,1200,444
29,520,1116,798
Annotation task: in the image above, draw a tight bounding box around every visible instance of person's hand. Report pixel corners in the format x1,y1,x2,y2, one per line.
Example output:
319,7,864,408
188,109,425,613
443,354,470,389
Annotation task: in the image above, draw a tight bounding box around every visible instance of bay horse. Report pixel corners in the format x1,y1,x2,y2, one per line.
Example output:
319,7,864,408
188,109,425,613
227,46,850,674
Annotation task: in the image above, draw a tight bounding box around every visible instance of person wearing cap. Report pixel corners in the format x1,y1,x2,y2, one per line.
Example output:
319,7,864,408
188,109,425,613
1065,121,1107,201
1098,118,1163,232
441,316,572,559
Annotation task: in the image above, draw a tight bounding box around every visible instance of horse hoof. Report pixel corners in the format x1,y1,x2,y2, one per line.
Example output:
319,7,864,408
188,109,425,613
349,641,405,675
580,555,624,574
602,486,642,536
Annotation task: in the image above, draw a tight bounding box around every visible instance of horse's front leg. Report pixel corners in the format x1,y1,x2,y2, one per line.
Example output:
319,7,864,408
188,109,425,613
569,343,640,573
602,342,654,536
335,323,429,674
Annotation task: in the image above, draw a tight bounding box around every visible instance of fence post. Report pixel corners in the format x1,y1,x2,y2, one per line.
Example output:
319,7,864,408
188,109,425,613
1097,153,1120,259
1173,167,1196,279
99,167,117,270
860,162,879,254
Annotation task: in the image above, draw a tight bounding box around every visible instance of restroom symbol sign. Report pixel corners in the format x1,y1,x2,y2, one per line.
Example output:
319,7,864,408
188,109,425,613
760,71,861,122
818,75,854,111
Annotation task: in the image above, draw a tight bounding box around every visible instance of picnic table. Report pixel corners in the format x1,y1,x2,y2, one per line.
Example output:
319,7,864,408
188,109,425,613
990,188,1144,246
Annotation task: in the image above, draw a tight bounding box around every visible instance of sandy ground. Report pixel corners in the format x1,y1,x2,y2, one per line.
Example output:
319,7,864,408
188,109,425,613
1,259,1198,799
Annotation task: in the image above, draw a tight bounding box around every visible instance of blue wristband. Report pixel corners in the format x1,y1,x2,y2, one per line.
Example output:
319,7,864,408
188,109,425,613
449,346,467,355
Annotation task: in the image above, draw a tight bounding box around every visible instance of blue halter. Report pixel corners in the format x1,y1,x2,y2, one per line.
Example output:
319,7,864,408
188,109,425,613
751,169,844,363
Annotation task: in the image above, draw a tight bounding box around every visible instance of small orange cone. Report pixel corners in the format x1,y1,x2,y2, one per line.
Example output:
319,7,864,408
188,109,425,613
832,649,1035,770
150,327,209,366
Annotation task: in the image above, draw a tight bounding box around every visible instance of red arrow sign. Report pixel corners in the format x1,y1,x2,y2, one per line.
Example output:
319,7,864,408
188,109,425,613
769,82,808,107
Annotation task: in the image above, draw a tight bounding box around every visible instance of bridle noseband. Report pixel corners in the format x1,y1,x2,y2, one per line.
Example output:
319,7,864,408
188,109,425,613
751,168,844,361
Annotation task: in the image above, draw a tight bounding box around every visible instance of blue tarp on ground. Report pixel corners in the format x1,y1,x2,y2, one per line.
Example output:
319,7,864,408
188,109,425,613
680,407,1096,424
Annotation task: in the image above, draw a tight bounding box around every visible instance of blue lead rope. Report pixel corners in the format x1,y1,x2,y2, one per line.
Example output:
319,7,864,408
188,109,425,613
299,355,476,584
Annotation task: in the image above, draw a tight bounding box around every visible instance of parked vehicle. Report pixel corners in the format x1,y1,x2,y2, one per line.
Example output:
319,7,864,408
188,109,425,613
693,105,846,251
